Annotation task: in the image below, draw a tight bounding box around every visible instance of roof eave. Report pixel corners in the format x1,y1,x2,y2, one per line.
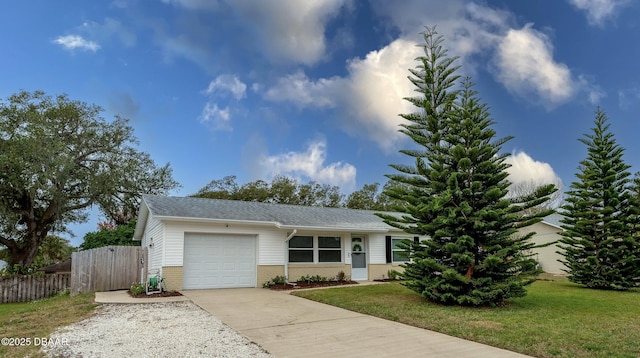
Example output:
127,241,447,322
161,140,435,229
153,215,282,228
278,224,391,233
133,199,150,241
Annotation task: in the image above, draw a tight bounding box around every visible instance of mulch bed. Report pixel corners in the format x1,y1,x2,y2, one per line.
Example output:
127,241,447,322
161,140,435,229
128,290,184,298
268,281,359,290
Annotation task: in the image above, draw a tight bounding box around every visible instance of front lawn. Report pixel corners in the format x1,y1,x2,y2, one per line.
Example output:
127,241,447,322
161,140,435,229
0,292,98,358
292,277,640,358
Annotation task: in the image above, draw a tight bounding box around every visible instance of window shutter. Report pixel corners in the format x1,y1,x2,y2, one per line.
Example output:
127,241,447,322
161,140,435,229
385,236,392,263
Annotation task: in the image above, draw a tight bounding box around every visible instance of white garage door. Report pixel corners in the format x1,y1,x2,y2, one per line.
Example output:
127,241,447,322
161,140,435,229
183,233,256,289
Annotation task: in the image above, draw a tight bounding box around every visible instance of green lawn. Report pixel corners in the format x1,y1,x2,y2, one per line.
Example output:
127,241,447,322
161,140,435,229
292,278,640,358
0,292,98,358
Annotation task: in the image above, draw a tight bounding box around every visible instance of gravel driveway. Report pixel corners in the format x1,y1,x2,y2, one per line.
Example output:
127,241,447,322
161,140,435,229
41,301,273,358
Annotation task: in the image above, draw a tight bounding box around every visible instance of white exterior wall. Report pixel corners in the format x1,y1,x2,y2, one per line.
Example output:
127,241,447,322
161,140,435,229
141,215,421,269
161,220,285,266
368,232,427,264
141,215,164,273
368,233,387,264
520,222,567,274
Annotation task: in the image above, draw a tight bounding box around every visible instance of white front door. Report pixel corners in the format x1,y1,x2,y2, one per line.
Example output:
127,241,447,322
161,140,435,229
351,237,367,280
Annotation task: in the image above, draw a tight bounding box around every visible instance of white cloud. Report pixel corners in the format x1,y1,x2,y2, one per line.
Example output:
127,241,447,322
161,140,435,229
568,0,630,26
618,87,640,109
341,39,421,148
262,1,601,150
53,35,100,52
374,1,601,109
262,38,419,150
263,71,341,108
82,18,137,48
199,103,231,131
161,0,219,10
231,0,348,65
505,151,563,187
258,139,356,191
494,25,575,109
505,151,564,207
204,74,247,100
199,74,246,130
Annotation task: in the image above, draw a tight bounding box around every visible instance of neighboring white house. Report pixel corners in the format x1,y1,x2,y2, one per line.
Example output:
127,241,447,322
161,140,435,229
133,195,566,290
520,213,567,274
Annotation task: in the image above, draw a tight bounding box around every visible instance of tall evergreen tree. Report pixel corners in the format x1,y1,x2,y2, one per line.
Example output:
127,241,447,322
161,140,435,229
379,27,555,306
558,109,640,290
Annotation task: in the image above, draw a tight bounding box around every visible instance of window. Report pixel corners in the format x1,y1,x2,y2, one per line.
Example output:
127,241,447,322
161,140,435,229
288,235,343,263
289,236,313,263
392,237,410,262
318,236,341,262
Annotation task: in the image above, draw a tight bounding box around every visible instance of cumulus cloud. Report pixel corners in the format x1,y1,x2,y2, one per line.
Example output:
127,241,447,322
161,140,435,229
494,25,574,109
341,38,421,148
373,1,601,109
505,151,564,207
568,0,630,26
257,139,356,191
505,151,562,186
263,71,341,108
263,38,419,150
204,74,247,100
199,74,247,130
230,0,347,65
53,35,100,52
199,103,231,131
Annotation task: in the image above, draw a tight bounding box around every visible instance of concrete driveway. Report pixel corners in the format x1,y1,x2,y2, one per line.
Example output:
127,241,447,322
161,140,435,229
182,288,531,358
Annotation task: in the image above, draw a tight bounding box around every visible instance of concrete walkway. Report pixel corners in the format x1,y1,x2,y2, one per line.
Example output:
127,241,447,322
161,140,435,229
182,288,531,358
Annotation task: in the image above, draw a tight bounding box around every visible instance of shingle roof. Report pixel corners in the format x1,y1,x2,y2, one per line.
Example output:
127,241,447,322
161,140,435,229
542,212,564,229
141,195,399,231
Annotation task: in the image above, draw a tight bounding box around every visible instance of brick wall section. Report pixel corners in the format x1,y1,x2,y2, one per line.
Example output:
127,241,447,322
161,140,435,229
257,265,285,286
369,264,405,281
162,266,183,291
288,264,351,281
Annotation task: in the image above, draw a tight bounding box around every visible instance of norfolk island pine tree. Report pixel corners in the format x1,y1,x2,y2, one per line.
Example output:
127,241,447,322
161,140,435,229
558,108,640,290
378,27,556,307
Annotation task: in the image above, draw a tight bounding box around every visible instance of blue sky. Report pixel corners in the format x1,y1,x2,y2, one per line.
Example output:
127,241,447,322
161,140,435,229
2,0,640,247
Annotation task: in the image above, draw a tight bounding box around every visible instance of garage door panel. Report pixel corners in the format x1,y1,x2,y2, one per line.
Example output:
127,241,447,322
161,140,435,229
183,234,256,289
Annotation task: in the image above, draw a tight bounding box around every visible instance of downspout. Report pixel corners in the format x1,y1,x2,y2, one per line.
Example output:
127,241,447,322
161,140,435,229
284,229,298,281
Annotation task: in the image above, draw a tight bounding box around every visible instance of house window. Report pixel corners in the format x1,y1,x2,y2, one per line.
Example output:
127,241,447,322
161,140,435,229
289,236,314,263
392,237,410,263
318,236,341,262
288,235,343,263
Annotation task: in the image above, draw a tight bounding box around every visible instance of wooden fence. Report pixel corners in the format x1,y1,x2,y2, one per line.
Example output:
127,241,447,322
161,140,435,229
0,273,71,303
71,246,147,295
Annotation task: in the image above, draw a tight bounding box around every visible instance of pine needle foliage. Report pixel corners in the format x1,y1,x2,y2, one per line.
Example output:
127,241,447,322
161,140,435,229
558,108,640,290
378,27,556,307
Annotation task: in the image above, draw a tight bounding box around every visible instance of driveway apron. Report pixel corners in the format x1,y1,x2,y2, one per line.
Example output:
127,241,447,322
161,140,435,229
182,288,530,358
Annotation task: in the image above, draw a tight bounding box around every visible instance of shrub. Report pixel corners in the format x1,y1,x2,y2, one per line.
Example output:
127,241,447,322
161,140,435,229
387,270,402,280
336,271,346,282
263,275,288,288
130,282,145,296
297,274,328,283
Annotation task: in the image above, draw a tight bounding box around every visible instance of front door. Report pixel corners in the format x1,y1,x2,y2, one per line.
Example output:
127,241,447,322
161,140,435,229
351,237,367,280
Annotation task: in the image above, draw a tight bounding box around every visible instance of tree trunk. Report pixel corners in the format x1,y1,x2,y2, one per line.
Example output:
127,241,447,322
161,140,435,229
5,222,49,267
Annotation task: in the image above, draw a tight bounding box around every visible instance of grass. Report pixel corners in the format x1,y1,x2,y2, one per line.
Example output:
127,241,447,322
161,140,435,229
0,291,99,358
292,276,640,358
